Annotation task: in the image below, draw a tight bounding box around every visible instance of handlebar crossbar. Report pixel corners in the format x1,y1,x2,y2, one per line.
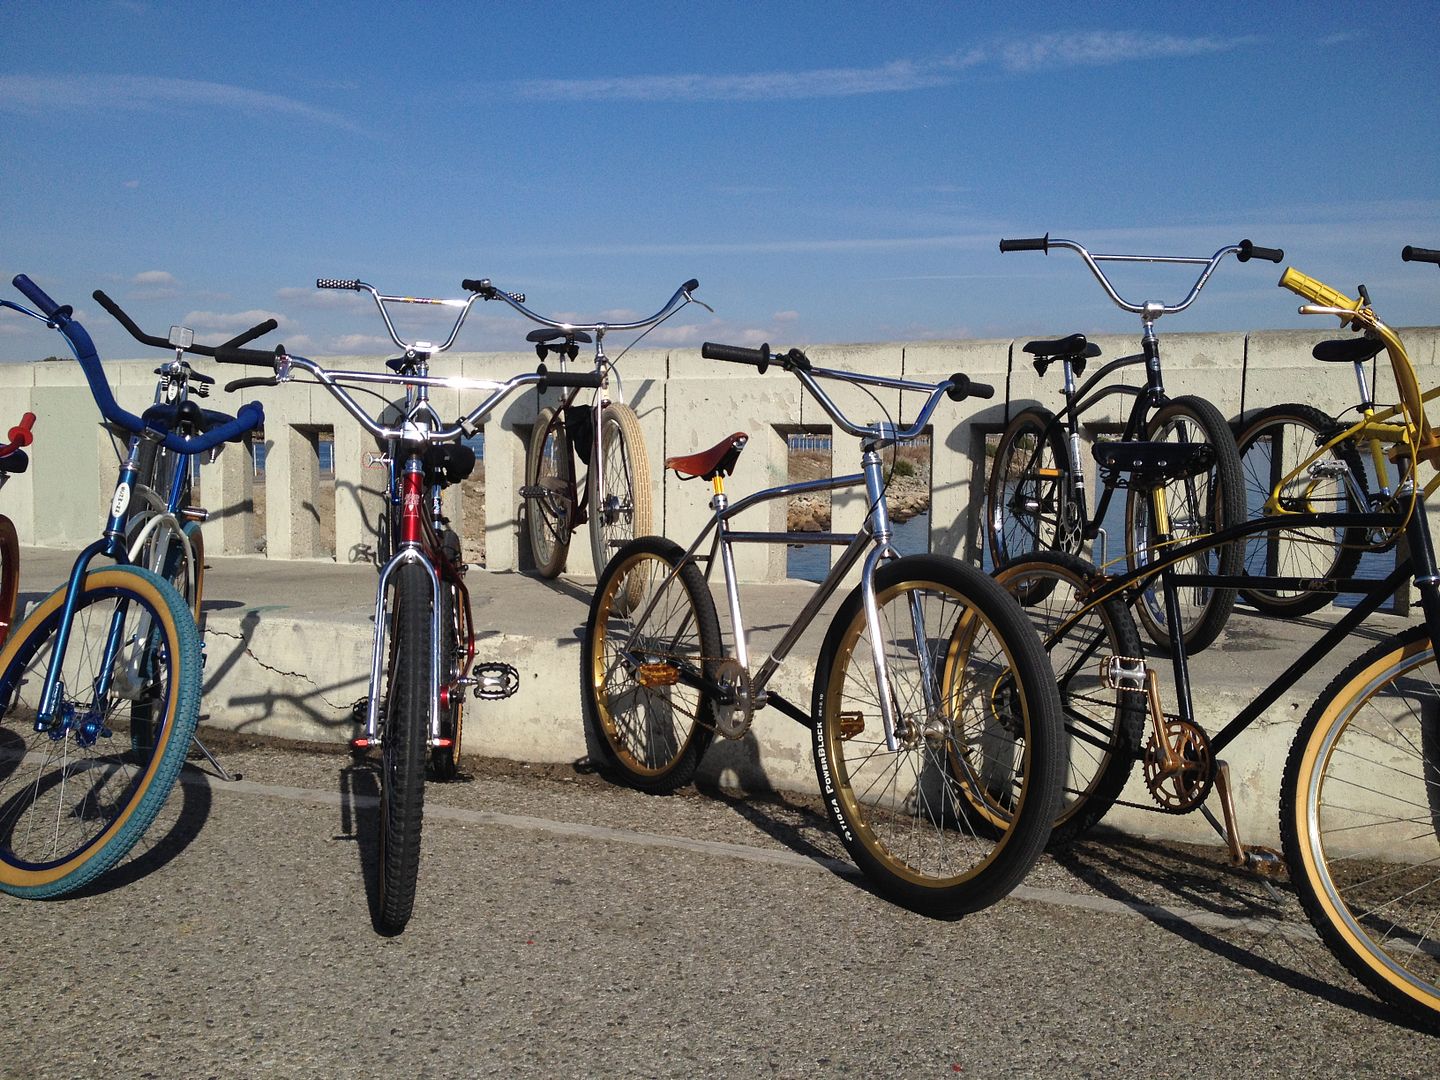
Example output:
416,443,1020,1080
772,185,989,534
998,236,1284,319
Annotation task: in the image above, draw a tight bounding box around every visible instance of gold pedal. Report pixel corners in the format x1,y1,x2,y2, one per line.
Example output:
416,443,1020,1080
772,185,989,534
637,663,679,688
837,711,865,739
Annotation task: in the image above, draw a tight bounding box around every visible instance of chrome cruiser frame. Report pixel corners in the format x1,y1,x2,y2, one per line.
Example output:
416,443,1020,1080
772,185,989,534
659,344,993,751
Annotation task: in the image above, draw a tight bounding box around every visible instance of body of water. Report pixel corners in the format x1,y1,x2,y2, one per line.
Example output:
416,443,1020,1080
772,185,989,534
786,511,931,582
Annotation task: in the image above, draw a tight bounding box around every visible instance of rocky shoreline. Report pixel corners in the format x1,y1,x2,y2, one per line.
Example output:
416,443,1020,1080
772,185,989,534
787,470,930,531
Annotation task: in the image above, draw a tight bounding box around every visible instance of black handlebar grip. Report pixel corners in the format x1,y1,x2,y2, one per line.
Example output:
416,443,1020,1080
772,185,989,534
224,376,279,393
682,279,699,293
218,319,280,350
1237,240,1284,263
701,341,771,372
316,278,362,290
214,346,281,367
91,290,172,348
534,364,604,394
946,374,996,402
998,235,1049,253
1402,246,1440,265
461,279,488,293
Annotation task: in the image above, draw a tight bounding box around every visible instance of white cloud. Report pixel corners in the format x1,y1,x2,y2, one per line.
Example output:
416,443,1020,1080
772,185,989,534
516,59,952,103
132,270,177,287
512,34,1255,103
181,309,291,335
0,75,366,134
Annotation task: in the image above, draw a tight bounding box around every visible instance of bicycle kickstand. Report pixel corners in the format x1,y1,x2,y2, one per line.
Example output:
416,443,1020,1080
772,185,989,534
189,733,242,782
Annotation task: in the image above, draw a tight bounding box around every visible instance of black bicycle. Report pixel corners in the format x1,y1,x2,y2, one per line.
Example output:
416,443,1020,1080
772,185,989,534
986,236,1282,653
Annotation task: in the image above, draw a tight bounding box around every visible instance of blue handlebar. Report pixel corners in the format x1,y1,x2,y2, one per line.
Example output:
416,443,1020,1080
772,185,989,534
10,274,265,453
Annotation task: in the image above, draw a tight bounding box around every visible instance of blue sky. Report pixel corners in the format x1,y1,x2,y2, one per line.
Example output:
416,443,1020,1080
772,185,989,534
2,1,1437,363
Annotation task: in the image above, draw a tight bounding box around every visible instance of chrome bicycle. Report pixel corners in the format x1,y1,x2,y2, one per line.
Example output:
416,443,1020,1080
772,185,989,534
582,341,1066,917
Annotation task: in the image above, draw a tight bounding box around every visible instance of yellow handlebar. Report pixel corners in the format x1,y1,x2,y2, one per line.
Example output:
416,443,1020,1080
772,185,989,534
1281,266,1438,466
1278,268,1361,315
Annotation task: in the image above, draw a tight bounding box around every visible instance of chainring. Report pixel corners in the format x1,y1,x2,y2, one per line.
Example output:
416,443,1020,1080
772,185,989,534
710,658,754,740
1143,717,1214,812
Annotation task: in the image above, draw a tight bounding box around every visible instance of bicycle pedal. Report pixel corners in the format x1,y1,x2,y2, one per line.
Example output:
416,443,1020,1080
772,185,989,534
1241,846,1288,879
364,453,392,470
1101,655,1147,692
471,662,520,700
518,484,546,499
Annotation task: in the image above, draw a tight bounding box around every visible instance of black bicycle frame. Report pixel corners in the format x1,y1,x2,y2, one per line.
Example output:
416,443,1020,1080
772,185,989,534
1068,502,1439,759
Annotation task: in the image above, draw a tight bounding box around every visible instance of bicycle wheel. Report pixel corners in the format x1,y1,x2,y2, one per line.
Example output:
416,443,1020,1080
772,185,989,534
812,554,1065,916
526,407,574,578
589,403,654,579
1280,625,1440,1029
985,407,1079,578
1235,403,1366,617
376,560,431,934
1124,395,1243,655
429,578,466,782
0,514,17,651
127,519,204,755
994,551,1146,847
0,565,201,898
581,536,720,794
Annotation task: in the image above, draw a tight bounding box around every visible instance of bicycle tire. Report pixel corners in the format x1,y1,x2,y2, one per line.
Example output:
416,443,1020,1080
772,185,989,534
0,565,201,898
994,551,1146,847
811,554,1065,916
581,536,720,794
1235,403,1366,617
429,578,465,782
376,560,431,934
1124,395,1243,655
0,514,17,651
985,407,1080,588
526,407,574,578
1279,625,1440,1029
589,404,654,580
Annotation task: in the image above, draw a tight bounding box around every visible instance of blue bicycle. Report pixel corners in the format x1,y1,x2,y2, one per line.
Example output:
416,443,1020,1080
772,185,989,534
0,275,268,898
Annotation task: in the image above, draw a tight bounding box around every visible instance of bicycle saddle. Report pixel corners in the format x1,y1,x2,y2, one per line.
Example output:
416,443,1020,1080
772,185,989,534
1313,337,1385,365
526,328,593,345
1092,439,1216,492
0,449,28,474
140,401,249,442
666,433,748,481
1023,334,1099,360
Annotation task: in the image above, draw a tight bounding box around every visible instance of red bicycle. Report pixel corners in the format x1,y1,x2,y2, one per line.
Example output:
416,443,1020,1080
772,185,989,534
0,412,36,650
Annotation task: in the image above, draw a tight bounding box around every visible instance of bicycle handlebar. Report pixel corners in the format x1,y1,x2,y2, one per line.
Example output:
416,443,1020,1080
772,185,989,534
466,277,702,337
1281,267,1437,460
9,275,264,454
92,289,279,357
700,341,993,441
1402,245,1440,266
0,412,35,459
997,235,1284,318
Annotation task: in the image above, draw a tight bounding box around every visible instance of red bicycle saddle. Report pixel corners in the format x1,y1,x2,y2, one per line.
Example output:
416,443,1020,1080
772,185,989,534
666,432,749,481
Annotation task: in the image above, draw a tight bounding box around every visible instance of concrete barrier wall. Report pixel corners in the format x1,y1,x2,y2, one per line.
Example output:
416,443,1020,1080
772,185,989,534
3,325,1438,576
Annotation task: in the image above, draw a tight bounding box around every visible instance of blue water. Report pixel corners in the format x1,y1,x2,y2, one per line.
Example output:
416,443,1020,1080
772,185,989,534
787,511,931,582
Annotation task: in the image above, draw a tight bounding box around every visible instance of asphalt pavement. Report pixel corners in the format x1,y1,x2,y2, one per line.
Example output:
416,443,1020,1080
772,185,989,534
1,739,1436,1079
